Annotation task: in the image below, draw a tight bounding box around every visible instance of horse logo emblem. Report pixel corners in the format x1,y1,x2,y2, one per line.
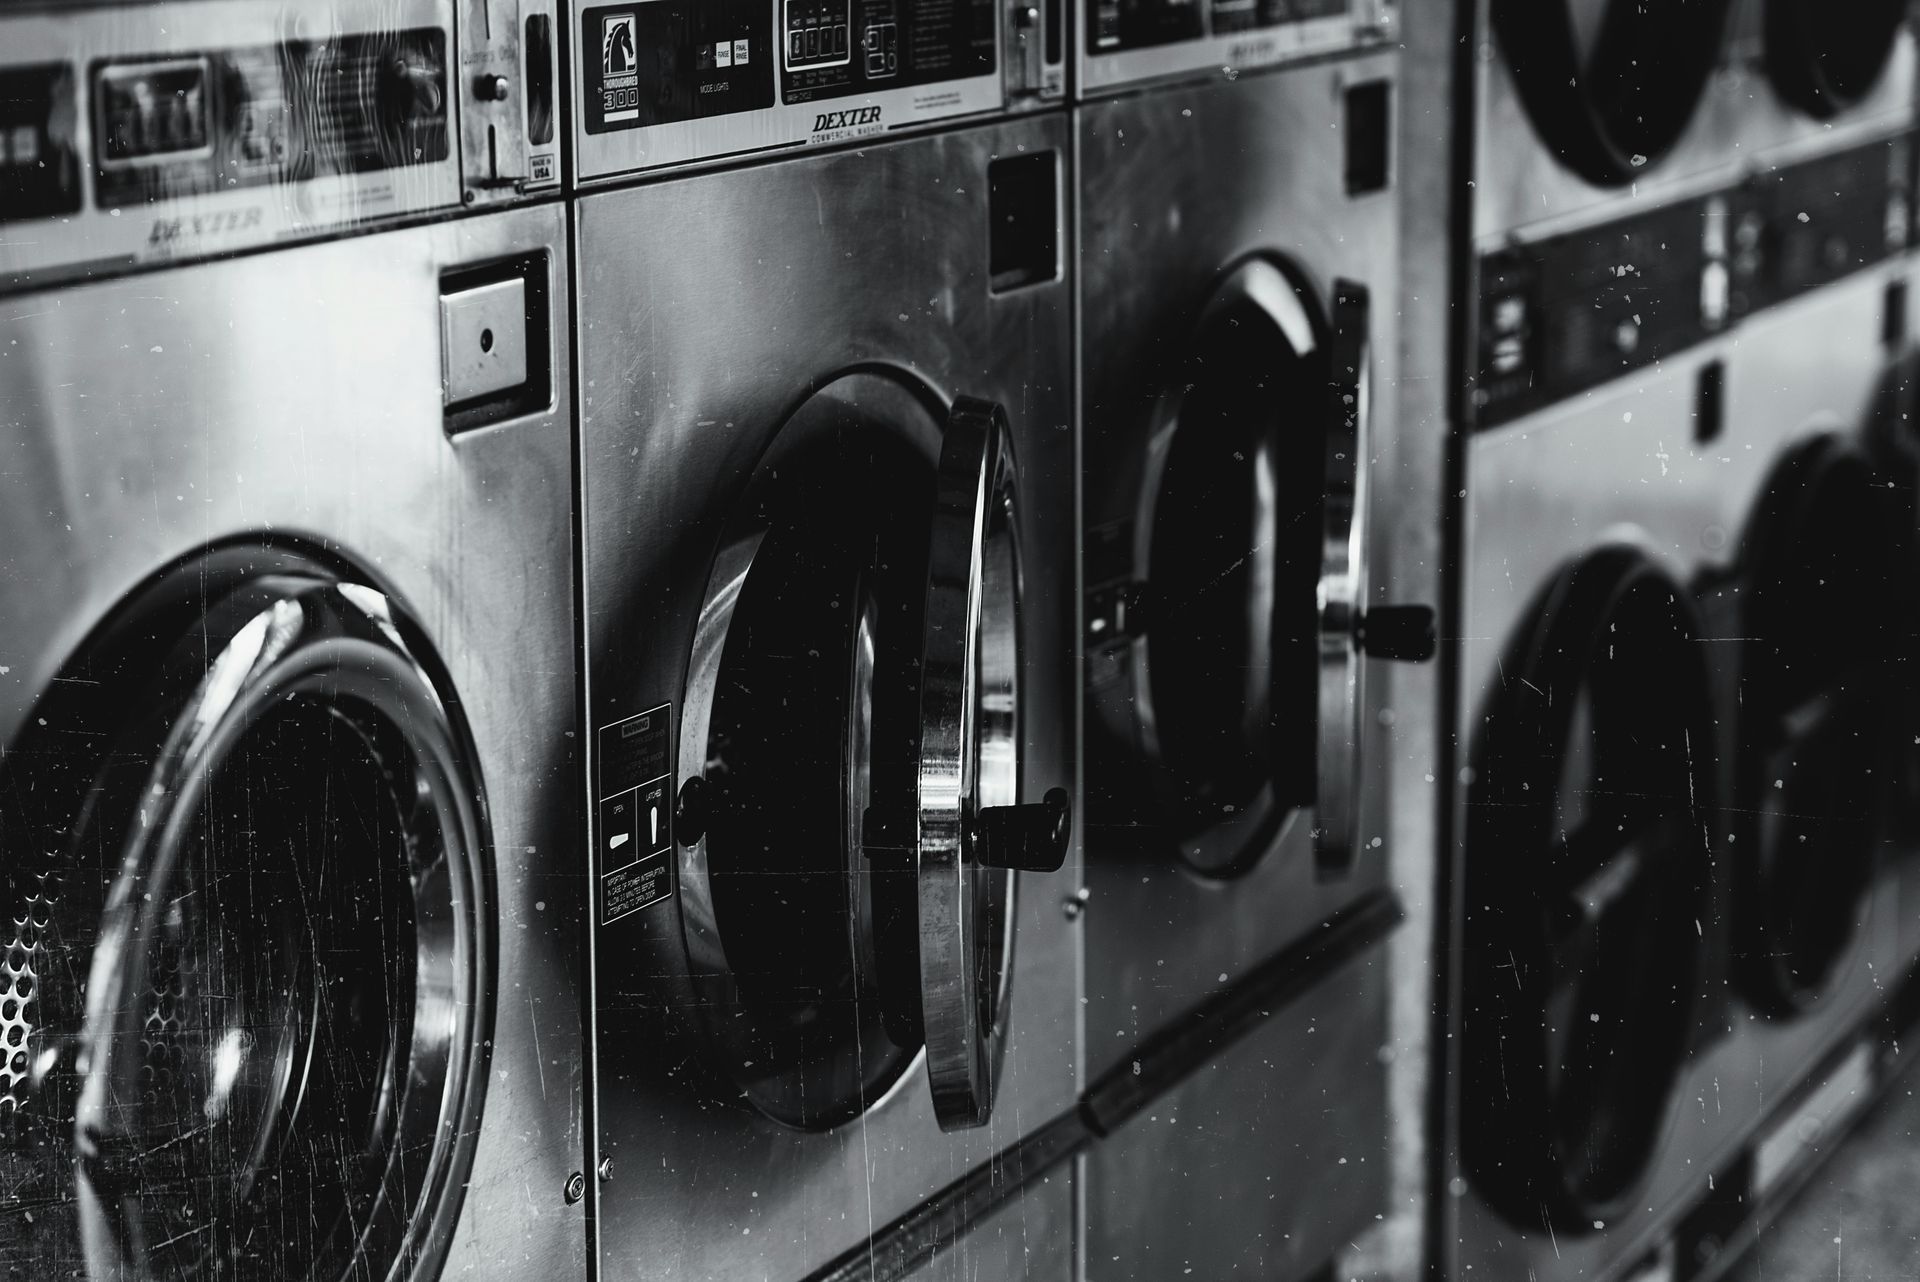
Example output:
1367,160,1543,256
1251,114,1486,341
603,14,636,75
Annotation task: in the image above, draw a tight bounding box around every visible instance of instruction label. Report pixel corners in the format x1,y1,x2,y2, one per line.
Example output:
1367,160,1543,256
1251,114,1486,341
598,704,674,924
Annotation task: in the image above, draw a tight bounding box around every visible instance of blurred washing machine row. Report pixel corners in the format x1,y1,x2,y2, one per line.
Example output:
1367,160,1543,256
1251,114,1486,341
0,4,585,1282
1435,2,1920,1281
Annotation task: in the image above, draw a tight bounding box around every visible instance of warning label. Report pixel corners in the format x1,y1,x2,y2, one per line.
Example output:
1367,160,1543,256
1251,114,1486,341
598,704,675,924
604,850,673,922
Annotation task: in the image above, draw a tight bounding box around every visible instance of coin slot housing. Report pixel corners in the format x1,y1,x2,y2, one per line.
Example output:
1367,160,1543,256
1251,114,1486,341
987,150,1060,293
441,252,552,434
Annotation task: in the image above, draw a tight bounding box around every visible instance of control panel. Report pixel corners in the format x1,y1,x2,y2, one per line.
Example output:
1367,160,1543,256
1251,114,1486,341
83,33,451,213
572,0,1057,182
1473,132,1916,429
1079,0,1386,97
0,0,559,290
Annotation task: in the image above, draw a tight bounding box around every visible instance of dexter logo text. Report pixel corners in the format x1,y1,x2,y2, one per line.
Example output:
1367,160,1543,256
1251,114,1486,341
813,107,881,131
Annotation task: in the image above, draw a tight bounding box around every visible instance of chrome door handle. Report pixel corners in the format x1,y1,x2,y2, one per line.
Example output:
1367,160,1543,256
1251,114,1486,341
975,787,1072,872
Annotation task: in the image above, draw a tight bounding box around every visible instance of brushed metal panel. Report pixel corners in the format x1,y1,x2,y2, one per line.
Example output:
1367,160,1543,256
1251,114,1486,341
1076,51,1400,1280
576,113,1077,1280
0,203,586,1280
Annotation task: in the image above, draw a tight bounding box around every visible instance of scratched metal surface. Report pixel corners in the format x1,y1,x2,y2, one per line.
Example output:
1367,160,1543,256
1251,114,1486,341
576,112,1080,1281
0,204,585,1279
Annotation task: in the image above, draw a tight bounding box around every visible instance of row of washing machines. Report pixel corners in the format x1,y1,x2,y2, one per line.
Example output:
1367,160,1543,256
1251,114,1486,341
1,1,1917,1280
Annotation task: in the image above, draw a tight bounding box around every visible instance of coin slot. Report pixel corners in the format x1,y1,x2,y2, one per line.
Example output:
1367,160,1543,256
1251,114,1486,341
440,251,552,434
1694,358,1724,445
1343,80,1391,197
525,13,555,146
987,150,1060,293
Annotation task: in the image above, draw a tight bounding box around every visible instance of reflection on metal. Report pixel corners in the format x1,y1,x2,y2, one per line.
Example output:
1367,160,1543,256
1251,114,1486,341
0,203,582,1279
0,0,559,291
577,114,1077,1280
917,396,1023,1130
1078,48,1407,1282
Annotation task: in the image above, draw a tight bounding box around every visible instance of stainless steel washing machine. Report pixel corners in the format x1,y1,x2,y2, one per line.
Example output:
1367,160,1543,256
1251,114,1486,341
0,4,580,1276
575,112,1078,1280
565,0,1062,187
1077,26,1433,1279
0,200,581,1279
1442,2,1919,1277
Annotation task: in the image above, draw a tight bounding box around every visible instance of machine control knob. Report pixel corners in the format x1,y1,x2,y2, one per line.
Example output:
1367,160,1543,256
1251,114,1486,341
975,787,1072,872
476,73,511,102
1357,604,1436,663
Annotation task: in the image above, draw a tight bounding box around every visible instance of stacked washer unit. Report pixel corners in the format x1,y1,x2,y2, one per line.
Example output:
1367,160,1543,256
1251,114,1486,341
566,3,1079,1279
1075,3,1436,1278
0,2,581,1280
1442,2,1918,1279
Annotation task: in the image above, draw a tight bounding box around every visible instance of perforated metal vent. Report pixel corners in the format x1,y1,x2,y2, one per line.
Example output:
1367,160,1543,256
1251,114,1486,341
0,872,56,1110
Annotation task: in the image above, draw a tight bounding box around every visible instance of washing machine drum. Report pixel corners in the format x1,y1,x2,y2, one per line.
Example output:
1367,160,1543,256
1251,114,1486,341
1494,0,1733,186
676,375,1067,1133
1737,434,1908,1014
1766,0,1906,119
1462,547,1718,1230
0,551,490,1280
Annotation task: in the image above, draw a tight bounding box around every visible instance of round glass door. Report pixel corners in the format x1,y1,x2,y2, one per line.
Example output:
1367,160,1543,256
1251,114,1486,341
1493,0,1733,185
675,373,1062,1133
1134,258,1329,877
1736,434,1906,1014
1765,0,1906,118
0,551,490,1281
1462,547,1718,1229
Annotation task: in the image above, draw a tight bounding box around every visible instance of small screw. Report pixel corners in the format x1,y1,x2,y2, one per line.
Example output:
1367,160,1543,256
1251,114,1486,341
563,1171,587,1204
1062,887,1090,920
597,1156,615,1184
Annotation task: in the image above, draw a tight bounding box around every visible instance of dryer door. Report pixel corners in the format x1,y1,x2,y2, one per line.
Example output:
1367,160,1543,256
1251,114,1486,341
1765,0,1907,118
676,377,1066,1134
1119,263,1428,879
1126,257,1330,877
905,396,1069,1130
1736,434,1908,1014
0,554,490,1281
1493,0,1732,185
1461,546,1718,1230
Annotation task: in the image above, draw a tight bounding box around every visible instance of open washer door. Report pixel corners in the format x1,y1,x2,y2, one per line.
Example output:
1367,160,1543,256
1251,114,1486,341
0,548,491,1281
1493,0,1733,186
1462,546,1718,1231
674,374,1069,1135
1100,263,1430,880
